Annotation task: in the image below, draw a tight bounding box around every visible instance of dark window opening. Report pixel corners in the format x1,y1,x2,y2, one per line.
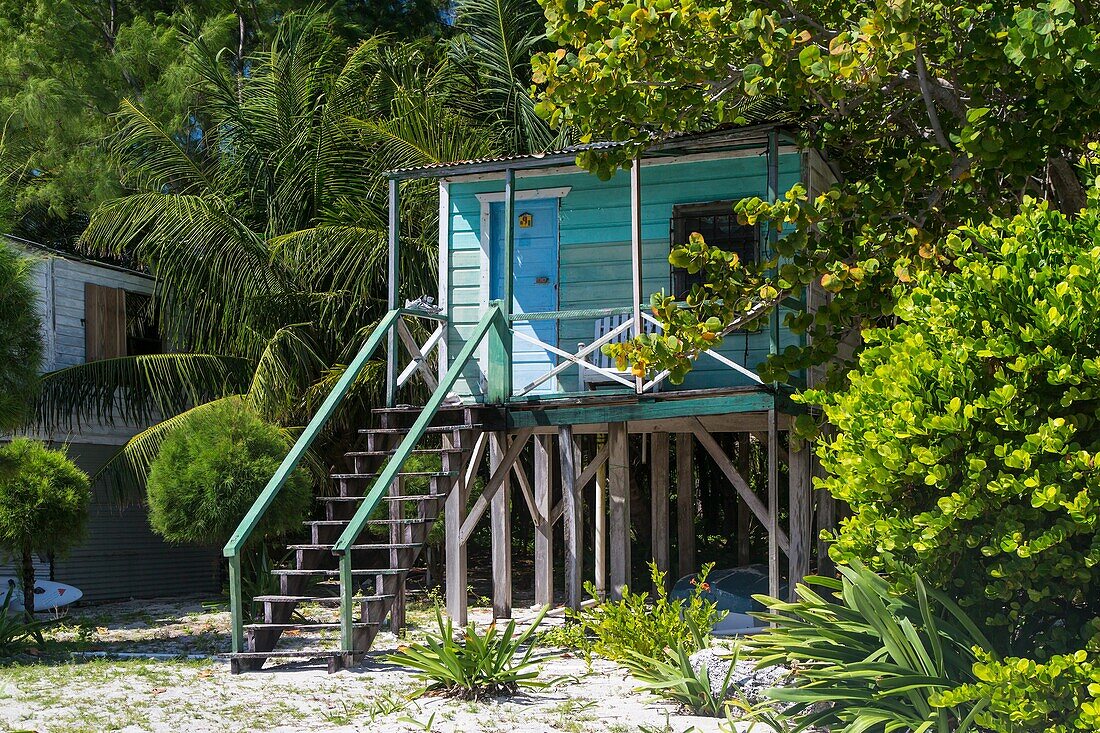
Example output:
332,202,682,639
125,291,163,356
670,201,758,299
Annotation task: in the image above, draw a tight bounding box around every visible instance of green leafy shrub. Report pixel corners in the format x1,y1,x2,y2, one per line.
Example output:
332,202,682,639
0,243,42,432
0,585,61,655
935,643,1100,733
805,196,1100,654
746,562,991,733
0,439,90,620
387,606,556,699
146,399,311,545
623,628,742,717
573,562,725,662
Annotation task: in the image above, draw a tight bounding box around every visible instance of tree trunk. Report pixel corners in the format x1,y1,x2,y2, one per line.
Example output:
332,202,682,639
21,545,35,622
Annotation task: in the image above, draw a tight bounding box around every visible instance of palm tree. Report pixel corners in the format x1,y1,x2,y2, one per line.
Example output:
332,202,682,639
36,9,501,500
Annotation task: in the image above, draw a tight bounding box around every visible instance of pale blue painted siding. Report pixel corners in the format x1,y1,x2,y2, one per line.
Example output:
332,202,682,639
445,151,803,401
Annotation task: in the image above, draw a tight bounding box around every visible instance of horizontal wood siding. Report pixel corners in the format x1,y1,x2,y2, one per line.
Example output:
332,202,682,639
446,152,803,400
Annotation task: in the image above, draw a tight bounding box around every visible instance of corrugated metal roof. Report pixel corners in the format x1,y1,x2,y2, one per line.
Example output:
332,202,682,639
386,122,796,180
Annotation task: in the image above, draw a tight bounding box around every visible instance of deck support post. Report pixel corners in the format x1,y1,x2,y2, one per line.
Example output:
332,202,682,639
815,449,835,577
737,435,752,567
534,434,555,607
444,431,467,624
386,178,400,407
490,432,512,619
767,410,781,599
388,474,406,635
559,425,583,609
675,433,695,578
594,434,608,600
650,432,670,590
629,159,644,394
788,437,812,600
608,421,631,598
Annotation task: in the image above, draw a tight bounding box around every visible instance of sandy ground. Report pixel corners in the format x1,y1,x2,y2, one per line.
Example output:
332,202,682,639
0,598,772,733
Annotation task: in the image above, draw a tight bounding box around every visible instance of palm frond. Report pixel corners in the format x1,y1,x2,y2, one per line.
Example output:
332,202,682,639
113,100,215,194
92,396,241,506
36,353,254,431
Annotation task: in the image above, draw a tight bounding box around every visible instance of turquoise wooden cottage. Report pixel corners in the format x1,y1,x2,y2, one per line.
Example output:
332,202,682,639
224,124,839,671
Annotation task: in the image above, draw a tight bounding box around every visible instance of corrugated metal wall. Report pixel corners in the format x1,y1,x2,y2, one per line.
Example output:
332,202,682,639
51,444,221,602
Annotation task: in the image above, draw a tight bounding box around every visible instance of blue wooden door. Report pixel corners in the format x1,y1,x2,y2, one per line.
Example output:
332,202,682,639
490,198,559,395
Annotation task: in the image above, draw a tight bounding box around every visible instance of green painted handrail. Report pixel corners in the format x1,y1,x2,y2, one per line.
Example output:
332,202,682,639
223,307,403,654
334,303,507,652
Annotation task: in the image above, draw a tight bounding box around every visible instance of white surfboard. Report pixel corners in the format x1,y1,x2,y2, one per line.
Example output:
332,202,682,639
2,577,83,614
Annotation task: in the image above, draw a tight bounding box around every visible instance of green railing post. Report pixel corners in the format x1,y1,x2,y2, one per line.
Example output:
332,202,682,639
222,308,405,656
332,304,504,651
228,553,243,653
487,299,511,403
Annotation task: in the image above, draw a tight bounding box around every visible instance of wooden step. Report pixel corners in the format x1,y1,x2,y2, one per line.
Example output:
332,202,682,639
252,594,394,605
345,447,466,458
316,493,444,503
244,622,378,631
229,650,342,659
286,543,421,552
330,471,458,480
359,424,483,435
270,568,412,578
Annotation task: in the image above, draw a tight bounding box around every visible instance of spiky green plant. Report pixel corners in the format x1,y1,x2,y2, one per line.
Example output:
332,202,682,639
387,606,556,699
745,562,992,733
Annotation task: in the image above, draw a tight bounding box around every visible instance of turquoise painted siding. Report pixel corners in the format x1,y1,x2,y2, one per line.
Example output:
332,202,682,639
444,152,803,401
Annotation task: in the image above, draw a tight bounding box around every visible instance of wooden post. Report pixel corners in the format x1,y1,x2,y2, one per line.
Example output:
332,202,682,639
650,432,670,589
737,435,752,567
559,425,583,609
629,159,644,394
676,433,695,577
788,437,812,600
490,433,513,619
814,448,836,577
386,178,400,407
767,410,781,599
534,434,554,607
608,422,631,598
594,435,608,600
444,431,467,624
388,474,406,635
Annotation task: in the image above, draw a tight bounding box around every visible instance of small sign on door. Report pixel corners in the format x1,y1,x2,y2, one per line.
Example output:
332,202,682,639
519,212,534,228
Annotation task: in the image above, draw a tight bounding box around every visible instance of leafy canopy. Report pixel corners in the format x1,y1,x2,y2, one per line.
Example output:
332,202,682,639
146,398,311,546
0,438,90,558
0,242,42,431
805,175,1100,656
36,7,512,500
533,0,1100,382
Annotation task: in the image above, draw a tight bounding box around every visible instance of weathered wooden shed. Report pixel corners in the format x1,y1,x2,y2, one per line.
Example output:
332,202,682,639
2,236,219,601
225,125,838,671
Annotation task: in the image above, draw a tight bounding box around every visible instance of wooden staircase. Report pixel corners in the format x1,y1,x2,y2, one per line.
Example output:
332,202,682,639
228,404,486,673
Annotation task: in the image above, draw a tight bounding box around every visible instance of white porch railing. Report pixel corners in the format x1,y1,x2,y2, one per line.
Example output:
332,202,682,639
505,303,768,400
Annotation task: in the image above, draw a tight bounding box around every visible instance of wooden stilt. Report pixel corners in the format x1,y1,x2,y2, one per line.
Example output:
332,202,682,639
594,435,608,601
534,434,554,607
788,437,812,600
767,411,781,599
675,433,695,577
608,421,631,599
814,448,836,577
444,431,468,624
490,432,512,619
559,425,583,610
388,475,406,635
650,432,670,590
737,435,752,567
